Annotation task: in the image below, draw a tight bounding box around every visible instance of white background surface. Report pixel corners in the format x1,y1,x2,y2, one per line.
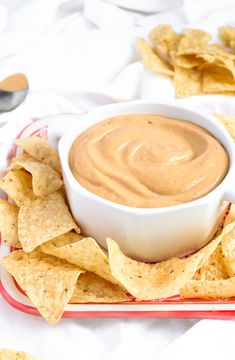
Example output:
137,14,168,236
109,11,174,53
1,0,235,359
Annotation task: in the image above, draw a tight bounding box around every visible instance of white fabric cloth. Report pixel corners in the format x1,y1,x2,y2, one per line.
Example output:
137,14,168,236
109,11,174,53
0,1,235,359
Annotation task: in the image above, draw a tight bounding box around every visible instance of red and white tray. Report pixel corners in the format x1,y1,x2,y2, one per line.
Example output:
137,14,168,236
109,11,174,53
1,114,235,319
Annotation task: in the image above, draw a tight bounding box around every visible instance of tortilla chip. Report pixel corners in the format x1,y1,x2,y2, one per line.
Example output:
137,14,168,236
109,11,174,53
41,235,119,285
171,54,204,69
1,249,83,324
176,29,211,56
149,24,180,63
106,238,203,300
136,38,174,77
230,40,235,52
15,137,61,173
0,170,36,206
198,49,235,79
0,349,38,360
193,245,228,280
13,158,63,197
0,200,21,248
18,192,78,252
221,222,235,276
202,66,235,93
6,153,31,171
215,114,235,141
69,272,130,303
219,27,235,47
224,204,235,226
180,278,235,299
174,66,202,97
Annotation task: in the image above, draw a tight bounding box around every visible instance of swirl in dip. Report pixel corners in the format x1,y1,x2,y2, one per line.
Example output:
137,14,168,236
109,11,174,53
69,115,229,208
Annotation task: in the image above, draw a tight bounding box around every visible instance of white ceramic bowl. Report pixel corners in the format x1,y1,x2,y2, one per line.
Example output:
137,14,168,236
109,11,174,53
49,101,235,262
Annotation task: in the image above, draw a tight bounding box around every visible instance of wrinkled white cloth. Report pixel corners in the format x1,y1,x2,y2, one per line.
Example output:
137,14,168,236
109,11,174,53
0,1,235,359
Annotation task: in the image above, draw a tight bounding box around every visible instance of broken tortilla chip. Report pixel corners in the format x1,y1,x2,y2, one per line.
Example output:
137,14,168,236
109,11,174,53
15,137,61,173
41,235,119,285
0,199,21,248
18,192,78,252
180,278,235,299
0,170,36,206
176,29,211,56
106,238,203,300
193,244,228,280
69,272,129,303
136,38,174,77
174,66,202,97
13,158,63,197
1,249,83,324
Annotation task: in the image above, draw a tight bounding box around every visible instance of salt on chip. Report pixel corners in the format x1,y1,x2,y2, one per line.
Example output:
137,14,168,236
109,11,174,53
0,200,21,248
0,349,38,360
15,137,61,173
174,66,202,97
41,235,119,285
180,278,235,299
1,249,84,324
69,272,129,303
136,38,174,77
0,170,36,206
215,114,235,141
18,192,78,252
106,238,203,300
13,158,63,196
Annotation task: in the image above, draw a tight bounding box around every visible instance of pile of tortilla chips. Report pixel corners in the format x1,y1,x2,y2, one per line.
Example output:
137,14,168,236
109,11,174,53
2,134,235,325
137,25,235,97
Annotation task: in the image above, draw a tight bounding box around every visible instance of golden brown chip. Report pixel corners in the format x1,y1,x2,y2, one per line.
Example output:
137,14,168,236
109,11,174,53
69,272,130,303
219,27,235,47
174,66,202,97
215,114,235,141
6,153,31,171
136,38,174,77
202,66,235,93
106,238,203,300
13,158,63,197
1,249,83,324
149,24,180,63
0,170,36,206
0,200,21,248
171,54,204,69
176,29,211,56
221,222,235,276
198,49,235,79
230,40,235,52
41,235,119,285
18,192,78,252
15,137,61,173
193,245,228,280
180,278,235,299
0,348,38,360
224,204,235,226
